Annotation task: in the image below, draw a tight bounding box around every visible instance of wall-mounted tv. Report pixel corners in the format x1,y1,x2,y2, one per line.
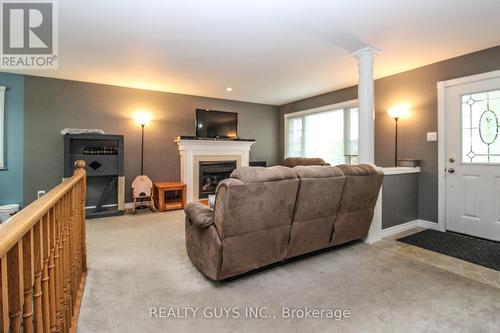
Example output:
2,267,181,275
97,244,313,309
196,109,238,139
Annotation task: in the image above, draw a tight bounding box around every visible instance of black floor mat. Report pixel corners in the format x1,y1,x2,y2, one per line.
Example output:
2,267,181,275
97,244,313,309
397,229,500,272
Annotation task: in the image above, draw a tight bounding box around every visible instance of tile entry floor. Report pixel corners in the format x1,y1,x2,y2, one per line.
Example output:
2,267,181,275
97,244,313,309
374,227,500,289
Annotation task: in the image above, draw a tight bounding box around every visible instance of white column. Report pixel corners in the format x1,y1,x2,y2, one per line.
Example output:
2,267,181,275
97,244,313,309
365,187,382,244
352,46,380,165
352,47,382,244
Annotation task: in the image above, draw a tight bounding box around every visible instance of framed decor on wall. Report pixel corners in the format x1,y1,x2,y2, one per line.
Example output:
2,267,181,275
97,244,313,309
0,86,5,169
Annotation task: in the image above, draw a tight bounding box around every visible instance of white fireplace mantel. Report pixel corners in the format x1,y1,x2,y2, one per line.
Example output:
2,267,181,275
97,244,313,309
175,139,255,202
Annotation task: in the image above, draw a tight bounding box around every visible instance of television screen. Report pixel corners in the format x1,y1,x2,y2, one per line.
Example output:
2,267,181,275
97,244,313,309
196,109,238,139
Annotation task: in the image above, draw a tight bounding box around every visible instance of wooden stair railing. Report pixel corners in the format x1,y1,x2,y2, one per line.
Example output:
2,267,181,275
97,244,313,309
0,160,87,333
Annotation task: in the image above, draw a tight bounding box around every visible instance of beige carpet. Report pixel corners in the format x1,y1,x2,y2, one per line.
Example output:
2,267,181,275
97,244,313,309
78,211,500,333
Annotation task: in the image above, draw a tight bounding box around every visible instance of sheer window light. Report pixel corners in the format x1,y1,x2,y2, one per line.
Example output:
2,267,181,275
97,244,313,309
285,102,358,165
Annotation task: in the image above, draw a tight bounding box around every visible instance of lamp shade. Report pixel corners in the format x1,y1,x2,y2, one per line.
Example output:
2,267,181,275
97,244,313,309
387,104,409,119
134,112,151,126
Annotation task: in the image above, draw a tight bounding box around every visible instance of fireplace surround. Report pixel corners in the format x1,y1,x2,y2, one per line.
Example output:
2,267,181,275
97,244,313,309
198,160,237,198
176,138,255,202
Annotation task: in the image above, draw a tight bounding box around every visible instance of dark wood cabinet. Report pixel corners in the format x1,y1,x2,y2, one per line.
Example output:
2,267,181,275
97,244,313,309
64,133,125,218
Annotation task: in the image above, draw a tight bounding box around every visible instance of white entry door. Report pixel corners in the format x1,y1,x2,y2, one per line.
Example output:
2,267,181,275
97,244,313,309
443,73,500,241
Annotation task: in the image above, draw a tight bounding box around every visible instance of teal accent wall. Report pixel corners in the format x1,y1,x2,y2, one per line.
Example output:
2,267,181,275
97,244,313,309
0,72,24,206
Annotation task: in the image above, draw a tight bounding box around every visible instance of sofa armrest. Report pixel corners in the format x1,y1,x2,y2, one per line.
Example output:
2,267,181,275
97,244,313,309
185,202,214,228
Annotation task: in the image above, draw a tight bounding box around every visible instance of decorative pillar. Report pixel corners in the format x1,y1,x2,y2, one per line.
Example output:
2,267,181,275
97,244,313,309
352,47,382,244
352,46,380,165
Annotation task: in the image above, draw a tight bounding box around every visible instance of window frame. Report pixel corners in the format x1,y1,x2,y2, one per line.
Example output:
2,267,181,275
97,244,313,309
0,86,5,170
284,99,358,164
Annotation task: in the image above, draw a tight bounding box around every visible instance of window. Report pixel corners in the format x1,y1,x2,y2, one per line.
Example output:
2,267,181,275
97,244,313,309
0,86,5,169
461,89,500,163
285,101,358,165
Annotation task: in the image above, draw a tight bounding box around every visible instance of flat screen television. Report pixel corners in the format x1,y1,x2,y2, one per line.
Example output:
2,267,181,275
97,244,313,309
196,109,238,139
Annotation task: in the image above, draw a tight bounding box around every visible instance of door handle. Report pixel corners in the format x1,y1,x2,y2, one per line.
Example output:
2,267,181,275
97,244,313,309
448,168,455,174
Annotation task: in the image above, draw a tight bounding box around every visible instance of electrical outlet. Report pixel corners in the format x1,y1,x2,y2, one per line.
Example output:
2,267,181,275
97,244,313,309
37,190,46,199
427,132,437,141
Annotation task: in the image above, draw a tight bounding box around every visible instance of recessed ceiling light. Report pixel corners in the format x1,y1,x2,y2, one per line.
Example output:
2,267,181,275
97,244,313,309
226,87,233,92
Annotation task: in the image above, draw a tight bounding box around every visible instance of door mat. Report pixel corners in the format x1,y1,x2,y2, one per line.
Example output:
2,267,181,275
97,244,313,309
398,229,500,272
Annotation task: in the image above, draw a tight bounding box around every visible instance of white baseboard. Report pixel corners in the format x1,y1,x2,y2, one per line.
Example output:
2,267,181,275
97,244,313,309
417,219,441,231
382,220,421,238
382,219,440,238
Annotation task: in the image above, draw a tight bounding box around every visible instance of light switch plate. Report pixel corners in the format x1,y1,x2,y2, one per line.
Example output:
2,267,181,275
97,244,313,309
427,132,437,141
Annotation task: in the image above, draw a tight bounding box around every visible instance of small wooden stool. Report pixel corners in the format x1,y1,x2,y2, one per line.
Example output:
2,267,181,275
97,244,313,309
154,182,186,211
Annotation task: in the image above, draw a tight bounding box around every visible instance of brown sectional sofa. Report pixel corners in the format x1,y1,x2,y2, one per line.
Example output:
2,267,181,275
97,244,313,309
185,164,383,281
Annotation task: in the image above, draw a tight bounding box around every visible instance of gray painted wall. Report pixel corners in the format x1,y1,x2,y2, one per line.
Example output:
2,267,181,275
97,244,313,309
279,45,500,223
0,72,24,206
23,76,279,204
382,174,419,229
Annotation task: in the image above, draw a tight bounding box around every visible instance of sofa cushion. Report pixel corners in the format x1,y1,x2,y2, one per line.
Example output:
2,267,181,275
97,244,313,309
336,164,379,176
230,166,297,183
286,165,345,258
282,157,328,168
292,166,346,222
294,165,344,178
330,164,383,246
214,176,299,238
335,165,383,213
218,225,291,279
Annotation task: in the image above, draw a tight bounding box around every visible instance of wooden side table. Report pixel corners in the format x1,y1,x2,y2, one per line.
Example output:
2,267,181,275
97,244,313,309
154,182,186,211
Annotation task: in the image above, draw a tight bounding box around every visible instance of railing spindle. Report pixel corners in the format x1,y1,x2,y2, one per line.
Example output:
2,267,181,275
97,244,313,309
55,200,64,333
41,213,51,333
22,229,34,333
7,241,23,333
48,207,57,333
33,221,44,333
0,256,9,333
63,193,70,333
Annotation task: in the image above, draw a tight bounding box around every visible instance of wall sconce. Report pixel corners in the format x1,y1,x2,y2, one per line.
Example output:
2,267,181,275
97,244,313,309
134,111,152,175
387,104,409,167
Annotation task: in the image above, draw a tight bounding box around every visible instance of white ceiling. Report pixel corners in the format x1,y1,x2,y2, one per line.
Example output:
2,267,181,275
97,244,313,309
9,0,500,105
